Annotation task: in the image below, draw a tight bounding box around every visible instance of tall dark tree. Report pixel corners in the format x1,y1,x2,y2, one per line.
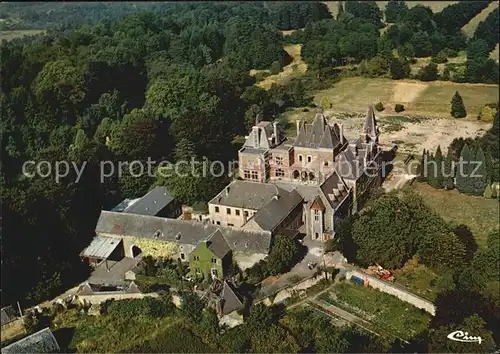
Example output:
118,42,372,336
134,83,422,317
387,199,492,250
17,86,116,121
472,145,487,195
443,148,455,189
456,143,472,194
450,91,466,118
434,145,444,188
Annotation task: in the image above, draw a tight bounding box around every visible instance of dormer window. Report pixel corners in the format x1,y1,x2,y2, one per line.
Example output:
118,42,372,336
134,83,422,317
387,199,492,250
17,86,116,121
153,230,162,239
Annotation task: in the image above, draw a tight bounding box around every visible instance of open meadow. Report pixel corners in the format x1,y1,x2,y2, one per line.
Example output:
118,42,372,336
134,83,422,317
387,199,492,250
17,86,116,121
0,29,45,41
411,182,500,248
313,77,499,118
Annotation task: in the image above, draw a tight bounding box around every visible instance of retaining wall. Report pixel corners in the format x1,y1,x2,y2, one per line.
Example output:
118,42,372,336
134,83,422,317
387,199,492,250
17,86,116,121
346,269,435,315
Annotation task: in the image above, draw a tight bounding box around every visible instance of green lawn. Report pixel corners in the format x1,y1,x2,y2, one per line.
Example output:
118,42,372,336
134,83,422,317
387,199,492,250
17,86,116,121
0,29,45,41
320,282,430,341
412,182,500,248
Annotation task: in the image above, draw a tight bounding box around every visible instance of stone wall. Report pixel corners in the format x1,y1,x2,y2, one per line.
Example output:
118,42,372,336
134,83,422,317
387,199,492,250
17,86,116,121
76,292,159,305
346,269,435,315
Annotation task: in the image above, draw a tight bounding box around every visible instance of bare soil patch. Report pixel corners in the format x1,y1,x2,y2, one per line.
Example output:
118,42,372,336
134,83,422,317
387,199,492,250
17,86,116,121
392,82,428,103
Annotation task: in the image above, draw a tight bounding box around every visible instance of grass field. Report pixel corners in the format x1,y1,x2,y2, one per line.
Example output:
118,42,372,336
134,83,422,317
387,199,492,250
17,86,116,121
323,1,457,18
320,282,430,341
411,182,500,248
461,1,499,38
0,29,45,41
313,77,499,118
252,44,307,90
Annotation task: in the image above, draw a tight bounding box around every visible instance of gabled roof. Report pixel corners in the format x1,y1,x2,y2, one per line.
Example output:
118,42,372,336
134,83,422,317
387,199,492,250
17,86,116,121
319,169,349,208
251,189,303,231
208,180,288,210
310,196,325,211
2,328,60,353
243,121,275,150
220,281,244,315
123,186,175,216
1,306,19,326
201,230,231,259
95,211,272,254
294,113,340,149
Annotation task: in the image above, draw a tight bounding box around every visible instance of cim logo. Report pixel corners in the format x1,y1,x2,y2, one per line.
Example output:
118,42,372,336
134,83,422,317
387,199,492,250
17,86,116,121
447,330,483,344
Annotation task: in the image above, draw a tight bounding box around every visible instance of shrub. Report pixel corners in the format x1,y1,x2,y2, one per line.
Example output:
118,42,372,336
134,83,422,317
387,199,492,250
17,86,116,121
395,104,405,112
105,296,174,319
431,50,448,64
478,105,497,122
375,102,385,111
270,61,281,75
417,62,438,81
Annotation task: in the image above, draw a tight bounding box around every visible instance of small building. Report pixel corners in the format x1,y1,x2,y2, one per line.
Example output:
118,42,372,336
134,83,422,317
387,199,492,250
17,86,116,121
1,306,25,342
190,230,232,279
1,327,60,353
79,236,125,267
199,279,244,317
112,186,181,218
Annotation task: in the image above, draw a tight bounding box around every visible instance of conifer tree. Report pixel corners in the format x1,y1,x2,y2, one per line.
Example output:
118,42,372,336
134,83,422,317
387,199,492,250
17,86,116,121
451,91,467,118
456,144,472,193
434,145,444,188
427,153,438,188
483,181,493,198
337,1,344,19
472,146,487,195
484,146,494,181
417,149,426,181
443,148,455,190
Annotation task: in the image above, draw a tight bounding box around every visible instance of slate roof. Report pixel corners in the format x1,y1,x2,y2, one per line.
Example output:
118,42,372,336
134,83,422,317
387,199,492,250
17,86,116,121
1,306,18,326
208,180,288,210
221,281,244,315
2,328,60,353
123,186,175,216
251,189,303,231
243,121,277,150
202,230,231,259
79,236,121,259
111,198,141,212
320,170,349,208
294,113,343,149
95,211,272,254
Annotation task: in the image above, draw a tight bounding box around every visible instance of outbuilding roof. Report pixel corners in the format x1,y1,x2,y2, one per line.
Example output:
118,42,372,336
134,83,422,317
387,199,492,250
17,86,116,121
252,189,303,231
1,328,60,353
79,236,121,260
1,306,19,326
95,211,272,254
123,186,175,216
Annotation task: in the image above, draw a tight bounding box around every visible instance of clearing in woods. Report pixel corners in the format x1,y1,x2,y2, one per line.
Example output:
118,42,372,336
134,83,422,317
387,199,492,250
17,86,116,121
323,1,457,18
0,29,46,41
251,44,307,90
461,1,499,38
314,77,499,118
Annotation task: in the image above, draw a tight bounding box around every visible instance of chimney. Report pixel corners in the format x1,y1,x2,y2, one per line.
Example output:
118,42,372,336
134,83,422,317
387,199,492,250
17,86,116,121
273,121,279,145
225,186,230,196
339,123,344,145
296,120,301,136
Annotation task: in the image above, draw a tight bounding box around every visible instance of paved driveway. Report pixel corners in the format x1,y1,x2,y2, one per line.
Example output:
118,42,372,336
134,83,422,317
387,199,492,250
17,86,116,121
258,235,345,297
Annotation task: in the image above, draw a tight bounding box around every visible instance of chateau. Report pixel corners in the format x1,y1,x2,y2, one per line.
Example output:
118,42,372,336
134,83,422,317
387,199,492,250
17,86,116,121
209,105,383,240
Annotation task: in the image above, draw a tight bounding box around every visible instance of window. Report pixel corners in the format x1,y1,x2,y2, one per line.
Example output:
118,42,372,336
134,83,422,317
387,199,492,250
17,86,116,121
244,210,249,218
275,155,284,166
194,256,199,261
180,253,186,261
251,171,258,180
315,232,319,239
215,206,219,213
307,155,312,163
211,258,217,263
228,223,234,227
324,161,329,166
226,208,231,215
299,155,303,162
314,209,320,221
276,168,284,177
235,209,240,216
216,221,220,225
244,170,251,179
